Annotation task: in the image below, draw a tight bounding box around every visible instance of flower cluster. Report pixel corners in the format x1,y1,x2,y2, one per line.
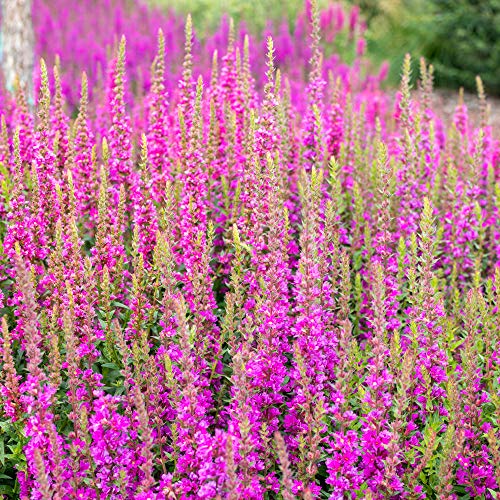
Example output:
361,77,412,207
0,1,499,499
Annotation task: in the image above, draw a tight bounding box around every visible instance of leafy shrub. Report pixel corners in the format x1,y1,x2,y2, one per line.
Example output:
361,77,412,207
425,0,500,94
350,0,500,93
346,0,433,86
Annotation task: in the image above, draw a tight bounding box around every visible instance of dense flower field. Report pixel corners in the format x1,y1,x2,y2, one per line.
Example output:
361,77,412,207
0,0,499,498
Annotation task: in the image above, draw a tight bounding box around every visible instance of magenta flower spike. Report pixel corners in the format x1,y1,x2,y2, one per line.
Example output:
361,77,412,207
0,1,498,498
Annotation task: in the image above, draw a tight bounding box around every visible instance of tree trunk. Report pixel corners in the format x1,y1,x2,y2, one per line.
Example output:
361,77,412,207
1,0,34,101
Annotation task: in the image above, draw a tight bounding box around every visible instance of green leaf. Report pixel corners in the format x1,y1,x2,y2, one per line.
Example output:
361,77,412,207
101,362,120,369
112,301,130,309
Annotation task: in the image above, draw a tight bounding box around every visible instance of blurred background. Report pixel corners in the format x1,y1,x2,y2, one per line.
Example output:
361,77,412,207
150,0,500,95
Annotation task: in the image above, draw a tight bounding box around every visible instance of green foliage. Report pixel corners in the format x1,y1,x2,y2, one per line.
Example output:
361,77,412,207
0,420,25,497
425,0,500,94
350,0,500,93
348,0,433,86
149,0,323,34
